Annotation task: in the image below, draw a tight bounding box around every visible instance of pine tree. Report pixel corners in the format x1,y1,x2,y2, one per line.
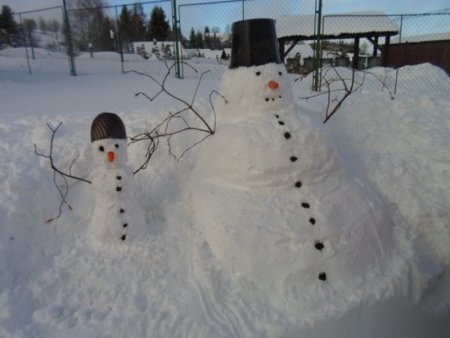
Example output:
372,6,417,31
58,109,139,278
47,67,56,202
189,27,196,48
23,18,37,48
119,6,132,45
195,30,204,49
204,26,211,49
130,3,147,41
38,17,48,32
49,19,60,38
0,5,17,45
148,6,170,41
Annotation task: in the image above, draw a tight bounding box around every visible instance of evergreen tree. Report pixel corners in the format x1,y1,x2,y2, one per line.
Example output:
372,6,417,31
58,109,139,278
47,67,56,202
96,16,115,51
189,27,196,48
130,3,147,41
23,18,37,48
195,30,204,49
23,18,37,33
49,19,60,38
148,6,170,41
0,5,17,45
38,17,48,32
119,6,133,45
204,26,211,49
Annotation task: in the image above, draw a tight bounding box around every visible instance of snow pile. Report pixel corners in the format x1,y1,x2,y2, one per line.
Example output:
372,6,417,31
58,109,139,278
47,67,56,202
322,68,450,311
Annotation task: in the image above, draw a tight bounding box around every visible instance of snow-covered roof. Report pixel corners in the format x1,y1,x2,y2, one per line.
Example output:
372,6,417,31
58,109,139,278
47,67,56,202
276,11,399,40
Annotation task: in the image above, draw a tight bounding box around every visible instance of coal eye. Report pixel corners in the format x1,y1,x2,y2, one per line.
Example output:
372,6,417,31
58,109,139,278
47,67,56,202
256,71,261,76
115,144,119,148
98,146,104,152
278,71,283,76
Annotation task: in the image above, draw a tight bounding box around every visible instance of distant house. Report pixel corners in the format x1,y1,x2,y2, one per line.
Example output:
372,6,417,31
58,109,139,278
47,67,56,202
130,40,182,60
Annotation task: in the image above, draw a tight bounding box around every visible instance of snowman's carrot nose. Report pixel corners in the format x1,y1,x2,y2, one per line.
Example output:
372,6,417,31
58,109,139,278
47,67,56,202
107,151,115,162
268,80,279,90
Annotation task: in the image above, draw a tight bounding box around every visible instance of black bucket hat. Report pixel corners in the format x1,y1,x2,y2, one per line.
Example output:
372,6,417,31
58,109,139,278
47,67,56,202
91,112,127,142
229,18,281,69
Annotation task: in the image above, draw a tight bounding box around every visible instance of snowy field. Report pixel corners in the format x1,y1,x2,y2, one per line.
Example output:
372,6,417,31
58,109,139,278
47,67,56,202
0,50,450,337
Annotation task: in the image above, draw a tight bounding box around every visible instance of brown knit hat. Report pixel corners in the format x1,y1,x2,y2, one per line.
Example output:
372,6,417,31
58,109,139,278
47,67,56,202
91,112,127,142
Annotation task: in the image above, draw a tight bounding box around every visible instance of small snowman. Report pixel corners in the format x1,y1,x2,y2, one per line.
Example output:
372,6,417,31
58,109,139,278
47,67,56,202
186,18,432,317
89,112,146,247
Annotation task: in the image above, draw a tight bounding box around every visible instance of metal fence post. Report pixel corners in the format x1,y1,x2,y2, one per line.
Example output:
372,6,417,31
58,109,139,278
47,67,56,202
62,0,76,76
18,13,32,74
115,5,125,74
171,0,182,78
313,0,323,91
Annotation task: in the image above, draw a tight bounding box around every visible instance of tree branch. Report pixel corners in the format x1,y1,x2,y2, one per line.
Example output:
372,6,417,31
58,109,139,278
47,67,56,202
34,122,91,222
298,66,389,124
127,61,222,173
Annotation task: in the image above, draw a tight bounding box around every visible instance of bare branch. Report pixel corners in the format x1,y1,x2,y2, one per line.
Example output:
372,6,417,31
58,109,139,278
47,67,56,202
298,66,390,124
34,122,91,184
127,61,219,171
363,69,395,100
34,122,91,222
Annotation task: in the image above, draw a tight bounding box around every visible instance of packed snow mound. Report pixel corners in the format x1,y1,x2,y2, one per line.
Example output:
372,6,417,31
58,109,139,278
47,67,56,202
394,63,450,96
185,63,439,323
324,78,450,312
309,63,450,98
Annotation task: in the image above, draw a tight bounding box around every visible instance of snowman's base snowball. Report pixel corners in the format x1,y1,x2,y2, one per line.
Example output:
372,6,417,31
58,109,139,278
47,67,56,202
188,173,428,320
185,113,439,322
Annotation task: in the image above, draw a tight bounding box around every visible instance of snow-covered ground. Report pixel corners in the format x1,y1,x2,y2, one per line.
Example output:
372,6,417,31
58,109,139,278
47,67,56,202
0,51,449,337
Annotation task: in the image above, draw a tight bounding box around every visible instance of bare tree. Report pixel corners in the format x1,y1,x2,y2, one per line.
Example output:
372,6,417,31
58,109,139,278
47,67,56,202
68,0,111,51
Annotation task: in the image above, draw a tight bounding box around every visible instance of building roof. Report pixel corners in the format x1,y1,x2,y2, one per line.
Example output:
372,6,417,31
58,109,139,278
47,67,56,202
392,32,450,44
276,11,399,40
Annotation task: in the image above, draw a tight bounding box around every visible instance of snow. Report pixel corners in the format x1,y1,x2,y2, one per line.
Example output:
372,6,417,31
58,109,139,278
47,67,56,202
392,32,450,43
0,51,449,337
277,11,399,39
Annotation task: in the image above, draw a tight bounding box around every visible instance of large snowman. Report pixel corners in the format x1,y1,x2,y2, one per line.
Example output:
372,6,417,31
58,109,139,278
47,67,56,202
89,112,147,248
186,19,434,319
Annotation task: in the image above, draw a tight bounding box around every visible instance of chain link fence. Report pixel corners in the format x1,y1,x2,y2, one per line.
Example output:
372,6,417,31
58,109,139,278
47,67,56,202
177,0,316,79
3,6,67,74
318,13,450,95
66,0,173,75
1,1,449,96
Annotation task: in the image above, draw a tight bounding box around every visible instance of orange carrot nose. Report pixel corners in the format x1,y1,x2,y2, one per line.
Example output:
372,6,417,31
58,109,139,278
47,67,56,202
268,80,279,90
107,151,115,162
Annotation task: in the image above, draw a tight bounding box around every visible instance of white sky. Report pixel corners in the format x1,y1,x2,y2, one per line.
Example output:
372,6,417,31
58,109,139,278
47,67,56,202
2,0,449,15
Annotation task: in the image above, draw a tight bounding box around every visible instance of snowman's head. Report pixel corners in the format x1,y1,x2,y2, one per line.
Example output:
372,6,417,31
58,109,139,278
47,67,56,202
90,112,128,169
217,63,294,122
91,138,128,169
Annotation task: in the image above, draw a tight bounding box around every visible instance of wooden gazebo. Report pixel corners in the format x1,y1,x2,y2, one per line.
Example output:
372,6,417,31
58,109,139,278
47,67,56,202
276,12,399,68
